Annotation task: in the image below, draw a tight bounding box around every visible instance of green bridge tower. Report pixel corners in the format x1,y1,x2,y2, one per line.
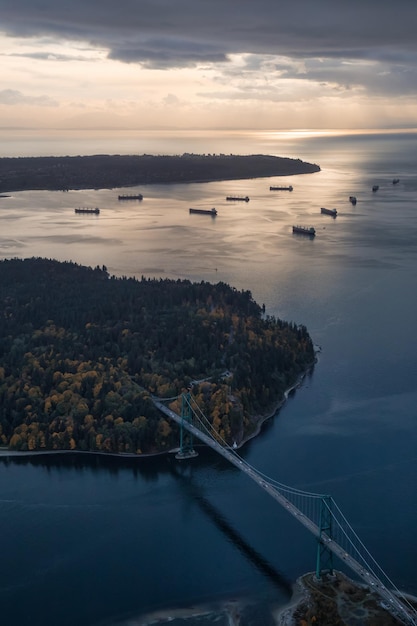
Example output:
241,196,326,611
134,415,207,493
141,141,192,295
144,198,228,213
315,495,335,580
175,391,198,459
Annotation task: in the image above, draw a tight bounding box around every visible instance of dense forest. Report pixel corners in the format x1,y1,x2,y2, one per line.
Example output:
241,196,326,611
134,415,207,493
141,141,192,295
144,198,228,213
0,258,315,455
0,153,320,193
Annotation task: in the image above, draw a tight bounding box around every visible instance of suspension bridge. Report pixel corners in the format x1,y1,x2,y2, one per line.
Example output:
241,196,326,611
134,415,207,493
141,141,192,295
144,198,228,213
153,391,417,626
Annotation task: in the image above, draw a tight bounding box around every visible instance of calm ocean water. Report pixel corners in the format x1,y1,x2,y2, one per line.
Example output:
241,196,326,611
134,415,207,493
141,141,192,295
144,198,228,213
0,130,416,625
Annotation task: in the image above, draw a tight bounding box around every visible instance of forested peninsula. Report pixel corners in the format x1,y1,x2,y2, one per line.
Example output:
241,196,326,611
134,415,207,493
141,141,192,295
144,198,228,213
0,153,320,193
0,258,315,455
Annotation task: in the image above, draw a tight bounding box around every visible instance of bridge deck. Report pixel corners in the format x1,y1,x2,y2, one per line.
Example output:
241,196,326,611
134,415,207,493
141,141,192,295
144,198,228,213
154,398,417,625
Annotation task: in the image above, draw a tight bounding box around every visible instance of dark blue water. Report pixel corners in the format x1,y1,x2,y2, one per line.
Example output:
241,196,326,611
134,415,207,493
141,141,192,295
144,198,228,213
0,132,416,625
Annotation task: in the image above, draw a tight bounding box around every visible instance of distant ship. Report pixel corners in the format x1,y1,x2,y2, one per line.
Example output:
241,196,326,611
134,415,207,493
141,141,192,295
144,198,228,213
270,185,293,191
118,194,143,200
75,207,100,214
392,178,400,185
372,185,379,192
189,208,217,216
293,225,315,236
321,207,337,217
226,195,250,202
349,196,357,205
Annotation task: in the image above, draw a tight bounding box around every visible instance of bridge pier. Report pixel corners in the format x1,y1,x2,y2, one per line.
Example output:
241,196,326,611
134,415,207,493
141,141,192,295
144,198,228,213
175,449,199,460
175,392,198,460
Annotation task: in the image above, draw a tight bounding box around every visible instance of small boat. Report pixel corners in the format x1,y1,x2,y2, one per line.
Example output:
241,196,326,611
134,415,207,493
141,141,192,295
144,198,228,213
270,185,293,191
321,207,337,217
226,195,250,202
372,185,379,192
189,207,217,216
392,178,400,185
75,207,100,214
118,194,143,200
293,225,315,237
349,196,357,205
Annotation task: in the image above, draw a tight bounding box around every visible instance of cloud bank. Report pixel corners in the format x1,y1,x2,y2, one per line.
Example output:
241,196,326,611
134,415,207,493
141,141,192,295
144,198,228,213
3,0,417,71
1,0,417,130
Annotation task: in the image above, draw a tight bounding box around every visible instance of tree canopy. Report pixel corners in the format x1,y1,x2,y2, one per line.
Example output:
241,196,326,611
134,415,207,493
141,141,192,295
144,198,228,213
0,258,315,454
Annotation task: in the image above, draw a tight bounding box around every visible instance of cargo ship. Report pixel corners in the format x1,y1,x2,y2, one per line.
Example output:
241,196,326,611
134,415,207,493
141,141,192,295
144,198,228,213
293,225,315,236
270,185,293,191
74,207,100,214
118,194,143,200
189,208,217,216
226,195,250,202
321,207,337,217
349,196,357,205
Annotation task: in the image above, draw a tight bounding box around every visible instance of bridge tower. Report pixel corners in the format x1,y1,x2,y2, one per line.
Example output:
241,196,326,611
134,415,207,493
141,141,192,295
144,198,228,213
315,495,334,580
175,392,198,459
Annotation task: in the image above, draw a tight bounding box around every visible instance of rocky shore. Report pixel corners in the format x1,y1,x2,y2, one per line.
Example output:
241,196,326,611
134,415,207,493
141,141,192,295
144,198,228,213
276,571,409,626
110,570,409,625
233,362,315,450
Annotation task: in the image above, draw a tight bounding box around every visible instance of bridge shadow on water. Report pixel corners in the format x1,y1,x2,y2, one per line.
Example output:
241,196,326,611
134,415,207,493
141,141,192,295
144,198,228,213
169,461,293,597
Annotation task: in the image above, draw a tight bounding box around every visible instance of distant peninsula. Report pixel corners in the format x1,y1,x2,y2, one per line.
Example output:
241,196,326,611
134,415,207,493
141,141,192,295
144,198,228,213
0,153,320,193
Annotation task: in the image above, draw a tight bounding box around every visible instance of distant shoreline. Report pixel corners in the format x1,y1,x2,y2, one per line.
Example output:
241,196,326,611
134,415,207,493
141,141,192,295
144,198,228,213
0,153,320,193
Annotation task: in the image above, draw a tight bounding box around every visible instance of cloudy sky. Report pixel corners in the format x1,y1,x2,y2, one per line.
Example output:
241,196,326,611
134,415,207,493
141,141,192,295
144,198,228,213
1,0,417,131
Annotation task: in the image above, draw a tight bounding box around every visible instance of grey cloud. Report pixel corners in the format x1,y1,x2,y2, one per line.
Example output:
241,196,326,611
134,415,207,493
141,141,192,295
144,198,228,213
2,0,417,95
2,51,91,61
163,93,180,105
3,1,417,62
107,38,227,68
206,50,417,100
301,56,417,96
0,89,58,106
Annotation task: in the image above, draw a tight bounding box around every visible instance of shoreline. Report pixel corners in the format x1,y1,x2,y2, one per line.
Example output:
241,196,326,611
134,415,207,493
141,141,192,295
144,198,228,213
0,359,316,461
234,359,316,450
101,570,413,625
275,576,310,626
274,570,416,626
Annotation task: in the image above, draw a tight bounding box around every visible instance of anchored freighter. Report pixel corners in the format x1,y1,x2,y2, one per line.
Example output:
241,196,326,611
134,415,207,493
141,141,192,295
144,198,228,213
189,208,217,216
292,225,315,236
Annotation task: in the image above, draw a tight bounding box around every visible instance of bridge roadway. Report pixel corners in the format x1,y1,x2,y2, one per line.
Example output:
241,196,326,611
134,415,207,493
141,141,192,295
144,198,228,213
154,398,417,625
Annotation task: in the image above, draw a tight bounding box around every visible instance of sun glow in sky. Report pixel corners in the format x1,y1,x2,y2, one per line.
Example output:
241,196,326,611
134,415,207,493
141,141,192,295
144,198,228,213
1,0,417,132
